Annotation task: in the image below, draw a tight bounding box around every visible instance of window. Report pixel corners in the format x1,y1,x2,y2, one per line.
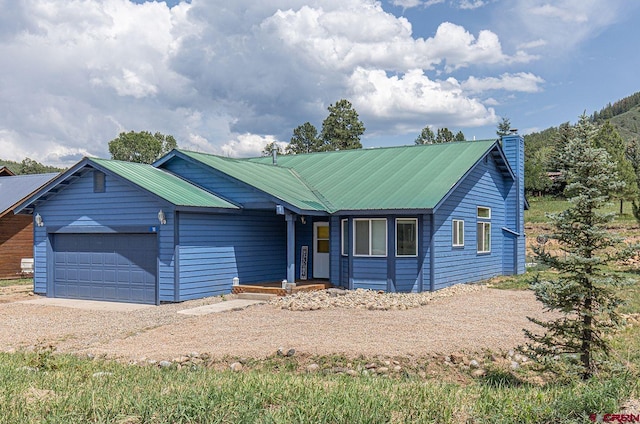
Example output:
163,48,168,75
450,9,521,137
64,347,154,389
477,206,491,219
477,207,491,253
93,171,105,193
341,219,348,256
452,219,464,247
354,218,387,256
396,218,417,256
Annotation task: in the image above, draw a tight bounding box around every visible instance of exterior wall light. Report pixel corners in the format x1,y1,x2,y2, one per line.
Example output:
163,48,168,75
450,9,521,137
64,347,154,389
158,209,167,225
35,213,44,227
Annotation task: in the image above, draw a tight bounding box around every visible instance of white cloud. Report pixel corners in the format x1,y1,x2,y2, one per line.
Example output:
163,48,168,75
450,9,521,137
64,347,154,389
348,68,497,130
461,72,545,94
217,134,286,158
0,0,545,164
457,0,486,10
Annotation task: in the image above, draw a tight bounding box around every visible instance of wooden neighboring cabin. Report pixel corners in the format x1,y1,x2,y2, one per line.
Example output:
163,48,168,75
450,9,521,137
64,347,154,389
0,169,58,279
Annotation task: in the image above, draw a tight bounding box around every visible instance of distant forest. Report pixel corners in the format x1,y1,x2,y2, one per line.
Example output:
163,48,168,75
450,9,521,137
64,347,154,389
0,158,63,175
524,90,640,197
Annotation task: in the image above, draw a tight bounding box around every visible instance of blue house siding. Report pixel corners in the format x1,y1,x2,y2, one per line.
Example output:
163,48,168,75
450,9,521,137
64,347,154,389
163,157,272,207
32,171,175,302
395,258,419,292
177,210,287,300
352,257,387,290
432,154,508,290
502,135,526,274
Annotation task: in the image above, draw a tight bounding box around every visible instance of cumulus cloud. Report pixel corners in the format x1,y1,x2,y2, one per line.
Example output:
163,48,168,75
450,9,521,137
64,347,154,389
0,0,544,165
348,68,497,131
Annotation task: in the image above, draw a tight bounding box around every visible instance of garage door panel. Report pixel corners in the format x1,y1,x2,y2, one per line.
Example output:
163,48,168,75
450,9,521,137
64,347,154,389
53,234,157,304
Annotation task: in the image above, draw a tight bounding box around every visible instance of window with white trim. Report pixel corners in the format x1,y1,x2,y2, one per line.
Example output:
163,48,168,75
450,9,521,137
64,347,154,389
354,218,387,256
396,218,417,256
341,219,348,256
477,207,491,253
452,219,464,247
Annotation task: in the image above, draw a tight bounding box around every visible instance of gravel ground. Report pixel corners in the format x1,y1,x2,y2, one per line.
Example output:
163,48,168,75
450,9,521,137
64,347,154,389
0,283,552,362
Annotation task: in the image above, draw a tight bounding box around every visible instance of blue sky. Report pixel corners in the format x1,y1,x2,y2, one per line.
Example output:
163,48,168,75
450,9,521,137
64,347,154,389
1,0,639,166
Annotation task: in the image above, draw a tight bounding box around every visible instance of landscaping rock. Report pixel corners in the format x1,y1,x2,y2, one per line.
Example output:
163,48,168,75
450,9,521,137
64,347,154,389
159,360,172,368
471,369,486,378
306,363,320,372
270,284,486,311
469,359,480,369
229,362,243,372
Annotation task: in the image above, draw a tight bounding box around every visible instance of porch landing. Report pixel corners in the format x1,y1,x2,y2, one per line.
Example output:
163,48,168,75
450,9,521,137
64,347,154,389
232,281,332,296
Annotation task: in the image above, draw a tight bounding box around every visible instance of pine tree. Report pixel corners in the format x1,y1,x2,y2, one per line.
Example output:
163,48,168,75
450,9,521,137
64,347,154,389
287,122,322,154
320,99,365,151
415,126,436,144
496,117,511,137
522,114,627,380
454,130,466,141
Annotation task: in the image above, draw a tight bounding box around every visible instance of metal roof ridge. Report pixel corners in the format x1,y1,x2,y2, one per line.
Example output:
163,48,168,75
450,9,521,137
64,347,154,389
287,168,335,213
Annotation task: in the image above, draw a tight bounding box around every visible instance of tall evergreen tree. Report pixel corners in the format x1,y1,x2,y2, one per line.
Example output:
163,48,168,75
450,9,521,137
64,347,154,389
320,99,365,151
287,122,322,154
454,130,466,141
594,121,638,213
522,115,627,380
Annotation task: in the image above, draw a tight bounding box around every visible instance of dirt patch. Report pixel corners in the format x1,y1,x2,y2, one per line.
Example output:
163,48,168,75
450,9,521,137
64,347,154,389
0,284,33,303
0,287,551,362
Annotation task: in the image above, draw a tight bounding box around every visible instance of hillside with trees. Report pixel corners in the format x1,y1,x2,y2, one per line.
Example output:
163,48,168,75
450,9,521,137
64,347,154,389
524,90,640,199
0,158,63,175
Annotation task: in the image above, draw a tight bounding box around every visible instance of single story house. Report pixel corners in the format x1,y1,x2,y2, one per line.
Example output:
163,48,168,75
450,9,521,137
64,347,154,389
15,134,525,304
0,171,59,279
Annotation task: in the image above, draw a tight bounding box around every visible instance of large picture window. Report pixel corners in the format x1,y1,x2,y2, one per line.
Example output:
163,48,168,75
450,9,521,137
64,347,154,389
477,207,491,253
396,218,417,256
354,218,387,256
452,219,464,247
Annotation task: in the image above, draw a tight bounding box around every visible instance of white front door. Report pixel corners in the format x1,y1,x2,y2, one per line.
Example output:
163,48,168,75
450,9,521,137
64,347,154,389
313,222,330,279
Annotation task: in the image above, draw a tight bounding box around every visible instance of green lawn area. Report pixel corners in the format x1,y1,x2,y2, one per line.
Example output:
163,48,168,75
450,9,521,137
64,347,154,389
1,197,639,423
0,278,31,288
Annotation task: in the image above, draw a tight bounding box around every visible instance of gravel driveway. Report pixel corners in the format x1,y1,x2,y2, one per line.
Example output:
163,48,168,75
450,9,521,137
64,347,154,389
0,284,550,362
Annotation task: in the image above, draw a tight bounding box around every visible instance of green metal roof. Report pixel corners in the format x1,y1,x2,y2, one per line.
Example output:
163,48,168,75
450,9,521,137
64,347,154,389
176,151,330,211
90,158,239,210
178,140,501,213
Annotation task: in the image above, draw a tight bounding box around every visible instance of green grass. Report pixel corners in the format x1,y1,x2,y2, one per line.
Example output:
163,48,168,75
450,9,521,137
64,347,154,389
0,278,31,288
526,196,638,225
1,196,638,422
0,351,636,423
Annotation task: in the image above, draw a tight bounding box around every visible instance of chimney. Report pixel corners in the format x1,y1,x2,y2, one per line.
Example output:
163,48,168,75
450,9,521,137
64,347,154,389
501,129,525,274
272,146,278,166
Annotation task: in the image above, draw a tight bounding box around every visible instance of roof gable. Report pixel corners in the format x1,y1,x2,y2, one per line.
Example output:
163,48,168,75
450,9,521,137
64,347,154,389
166,150,330,212
15,158,239,214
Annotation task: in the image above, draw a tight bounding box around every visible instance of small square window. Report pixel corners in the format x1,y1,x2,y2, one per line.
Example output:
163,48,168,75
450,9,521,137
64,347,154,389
354,218,387,257
477,207,491,219
452,220,464,247
93,171,105,193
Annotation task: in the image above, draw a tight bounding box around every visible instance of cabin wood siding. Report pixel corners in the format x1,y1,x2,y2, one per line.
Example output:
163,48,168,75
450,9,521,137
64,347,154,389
502,135,526,274
0,213,33,279
163,158,271,206
32,171,175,301
432,154,507,289
177,211,287,300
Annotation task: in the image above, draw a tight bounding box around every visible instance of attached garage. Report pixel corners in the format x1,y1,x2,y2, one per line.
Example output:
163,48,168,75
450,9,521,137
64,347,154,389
53,233,158,304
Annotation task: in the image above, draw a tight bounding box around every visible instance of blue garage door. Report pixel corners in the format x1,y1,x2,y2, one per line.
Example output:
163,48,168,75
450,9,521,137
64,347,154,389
53,233,157,304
